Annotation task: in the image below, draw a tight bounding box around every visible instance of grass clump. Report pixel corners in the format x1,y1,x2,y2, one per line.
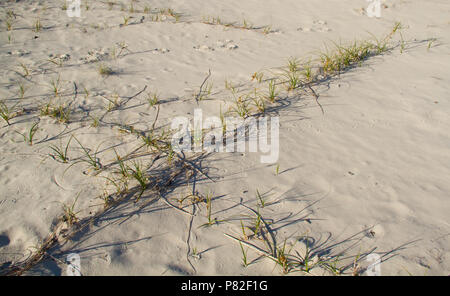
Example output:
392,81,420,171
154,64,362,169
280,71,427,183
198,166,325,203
147,92,159,107
0,100,17,125
251,71,264,83
163,8,181,22
40,101,71,123
282,69,301,91
247,88,265,113
200,192,219,227
240,242,249,267
281,57,302,90
49,76,62,98
112,149,129,180
263,26,272,35
231,96,251,118
19,63,31,78
89,115,99,128
122,16,130,26
49,135,73,163
140,131,163,150
62,195,80,227
18,122,39,145
5,15,13,31
71,137,102,171
318,23,403,77
273,240,293,274
427,38,437,50
33,18,42,32
98,63,114,76
266,79,278,103
252,95,266,114
319,41,373,75
256,189,266,208
17,82,27,99
102,92,121,111
128,161,148,202
251,208,263,237
301,60,314,82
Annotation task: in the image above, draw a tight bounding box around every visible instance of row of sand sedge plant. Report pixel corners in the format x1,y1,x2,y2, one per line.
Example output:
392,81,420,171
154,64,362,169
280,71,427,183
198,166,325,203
0,22,406,275
216,23,404,119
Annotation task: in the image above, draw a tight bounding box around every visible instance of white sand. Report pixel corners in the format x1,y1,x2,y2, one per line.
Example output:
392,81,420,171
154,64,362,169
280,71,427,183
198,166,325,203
0,0,449,275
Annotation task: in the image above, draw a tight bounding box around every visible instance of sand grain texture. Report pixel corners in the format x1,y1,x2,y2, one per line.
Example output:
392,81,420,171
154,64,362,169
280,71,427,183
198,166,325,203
0,0,449,275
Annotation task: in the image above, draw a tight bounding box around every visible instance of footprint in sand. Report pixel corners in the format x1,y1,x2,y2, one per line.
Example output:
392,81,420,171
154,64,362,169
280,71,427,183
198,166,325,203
193,44,214,52
151,48,170,54
79,48,110,63
194,40,239,52
7,49,31,57
215,40,239,50
297,20,331,33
